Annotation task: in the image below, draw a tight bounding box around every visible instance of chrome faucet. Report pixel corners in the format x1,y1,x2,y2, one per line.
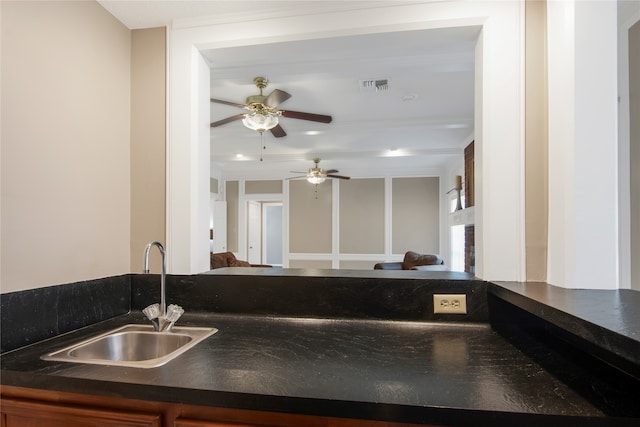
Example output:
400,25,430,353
142,241,183,332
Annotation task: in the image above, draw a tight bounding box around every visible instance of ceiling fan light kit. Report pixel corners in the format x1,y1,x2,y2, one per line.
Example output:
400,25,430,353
286,158,350,198
307,173,326,185
211,76,333,140
242,111,280,132
288,158,350,184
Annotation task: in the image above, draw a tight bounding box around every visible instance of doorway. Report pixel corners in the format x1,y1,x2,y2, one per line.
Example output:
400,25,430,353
247,201,261,264
263,203,283,266
167,2,528,278
246,201,283,266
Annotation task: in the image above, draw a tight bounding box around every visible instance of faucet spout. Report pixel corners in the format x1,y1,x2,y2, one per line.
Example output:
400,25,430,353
143,241,183,331
143,241,167,319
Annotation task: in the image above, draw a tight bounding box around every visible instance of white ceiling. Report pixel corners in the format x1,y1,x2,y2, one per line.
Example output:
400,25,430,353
98,1,478,180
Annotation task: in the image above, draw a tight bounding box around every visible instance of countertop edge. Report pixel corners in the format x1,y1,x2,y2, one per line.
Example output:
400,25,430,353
2,373,637,427
488,281,640,377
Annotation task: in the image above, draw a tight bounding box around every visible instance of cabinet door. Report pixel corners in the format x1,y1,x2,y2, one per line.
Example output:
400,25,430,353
1,398,161,427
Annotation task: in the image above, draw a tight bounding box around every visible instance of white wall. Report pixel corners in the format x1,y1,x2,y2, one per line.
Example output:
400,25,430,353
547,0,619,289
1,1,131,292
167,1,526,281
166,36,211,273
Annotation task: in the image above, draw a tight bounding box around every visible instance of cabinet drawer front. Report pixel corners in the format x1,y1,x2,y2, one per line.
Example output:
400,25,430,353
1,398,161,427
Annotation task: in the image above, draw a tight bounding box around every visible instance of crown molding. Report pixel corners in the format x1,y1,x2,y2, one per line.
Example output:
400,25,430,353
171,1,428,30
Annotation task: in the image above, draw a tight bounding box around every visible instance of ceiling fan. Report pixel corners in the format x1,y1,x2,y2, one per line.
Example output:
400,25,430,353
210,77,332,137
287,158,351,184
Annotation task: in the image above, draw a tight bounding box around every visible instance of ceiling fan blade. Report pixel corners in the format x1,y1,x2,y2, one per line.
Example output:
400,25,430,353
286,175,307,180
281,110,332,123
325,169,339,174
327,174,351,180
210,114,245,127
269,124,287,138
210,98,246,108
289,171,307,174
264,89,292,108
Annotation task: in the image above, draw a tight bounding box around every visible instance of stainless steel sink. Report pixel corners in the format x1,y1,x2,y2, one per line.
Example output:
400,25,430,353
42,324,217,368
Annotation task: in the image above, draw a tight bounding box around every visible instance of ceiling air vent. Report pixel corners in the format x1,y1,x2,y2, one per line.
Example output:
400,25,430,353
359,79,389,92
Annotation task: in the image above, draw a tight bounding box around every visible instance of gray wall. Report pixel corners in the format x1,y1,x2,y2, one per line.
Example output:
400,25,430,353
222,176,441,269
289,180,333,253
392,177,440,254
246,180,282,194
339,179,385,254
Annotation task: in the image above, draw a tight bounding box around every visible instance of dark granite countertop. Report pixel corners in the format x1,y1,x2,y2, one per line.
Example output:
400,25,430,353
489,282,640,379
2,274,640,426
2,310,639,427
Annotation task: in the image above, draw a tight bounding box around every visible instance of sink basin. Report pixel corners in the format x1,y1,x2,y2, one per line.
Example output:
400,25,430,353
42,324,217,368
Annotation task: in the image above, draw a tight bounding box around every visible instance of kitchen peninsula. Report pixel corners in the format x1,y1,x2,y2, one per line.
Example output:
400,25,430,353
1,269,639,427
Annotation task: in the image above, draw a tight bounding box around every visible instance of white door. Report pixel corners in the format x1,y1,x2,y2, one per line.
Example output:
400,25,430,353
212,201,227,253
263,203,283,266
247,201,261,264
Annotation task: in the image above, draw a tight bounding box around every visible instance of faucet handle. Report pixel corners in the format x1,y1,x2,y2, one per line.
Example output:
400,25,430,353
143,303,160,320
165,304,184,323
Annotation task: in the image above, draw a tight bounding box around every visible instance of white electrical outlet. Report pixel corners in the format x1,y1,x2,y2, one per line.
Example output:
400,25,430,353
433,294,467,314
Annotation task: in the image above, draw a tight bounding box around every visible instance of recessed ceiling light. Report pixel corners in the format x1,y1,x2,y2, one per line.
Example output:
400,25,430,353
442,123,469,129
382,148,407,157
235,153,244,158
304,130,323,136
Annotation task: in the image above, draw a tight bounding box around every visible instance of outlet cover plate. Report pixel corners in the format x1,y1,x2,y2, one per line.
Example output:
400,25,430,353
433,294,467,314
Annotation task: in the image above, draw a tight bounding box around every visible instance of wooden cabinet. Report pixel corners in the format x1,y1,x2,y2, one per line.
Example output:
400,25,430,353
175,421,261,427
1,397,160,427
1,386,442,427
175,420,436,427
